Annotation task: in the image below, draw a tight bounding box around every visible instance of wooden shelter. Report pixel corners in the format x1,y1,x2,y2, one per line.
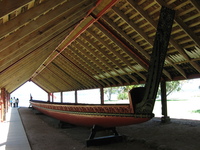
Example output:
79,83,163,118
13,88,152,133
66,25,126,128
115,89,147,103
1,0,200,121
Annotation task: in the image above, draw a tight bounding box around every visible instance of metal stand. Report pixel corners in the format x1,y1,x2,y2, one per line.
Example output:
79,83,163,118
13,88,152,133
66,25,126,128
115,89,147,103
86,125,123,147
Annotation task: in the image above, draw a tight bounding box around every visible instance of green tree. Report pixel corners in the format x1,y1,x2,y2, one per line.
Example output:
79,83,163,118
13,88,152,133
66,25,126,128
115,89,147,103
104,87,118,101
157,80,183,97
117,85,144,100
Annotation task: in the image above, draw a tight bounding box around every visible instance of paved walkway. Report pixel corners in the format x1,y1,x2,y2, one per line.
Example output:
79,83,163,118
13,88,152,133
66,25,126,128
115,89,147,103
0,107,31,150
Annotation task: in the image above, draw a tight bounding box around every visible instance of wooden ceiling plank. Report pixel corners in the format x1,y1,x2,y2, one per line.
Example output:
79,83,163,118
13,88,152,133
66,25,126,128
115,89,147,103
32,79,51,93
155,0,200,59
70,44,101,75
34,73,61,92
0,0,66,39
0,40,55,88
0,49,51,92
0,0,89,52
93,19,149,79
64,51,106,88
46,64,77,90
93,23,140,83
102,15,149,64
190,0,200,13
30,0,119,83
67,45,106,86
82,32,125,85
72,41,112,86
127,0,188,79
59,52,104,88
53,58,93,89
0,0,33,17
76,37,118,85
112,6,154,46
44,66,75,91
86,29,131,84
51,62,86,89
175,15,200,48
0,16,73,73
52,58,87,89
0,9,82,69
0,20,73,92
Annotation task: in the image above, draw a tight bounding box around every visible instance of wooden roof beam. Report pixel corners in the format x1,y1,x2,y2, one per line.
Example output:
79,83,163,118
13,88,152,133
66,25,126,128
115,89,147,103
40,66,72,91
0,0,33,17
34,73,61,92
0,0,66,39
190,0,200,13
46,64,77,90
112,5,174,79
66,45,108,86
30,0,119,80
87,27,132,84
0,0,87,52
60,51,105,88
73,40,112,86
93,22,143,82
82,32,126,85
156,0,200,48
52,58,87,89
155,0,200,73
76,38,119,86
126,0,188,78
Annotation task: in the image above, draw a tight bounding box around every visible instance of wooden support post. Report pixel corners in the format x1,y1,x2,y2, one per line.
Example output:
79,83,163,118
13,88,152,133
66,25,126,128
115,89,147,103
0,88,6,122
75,90,78,104
61,92,63,103
100,87,104,104
161,80,170,123
52,93,54,102
48,93,50,102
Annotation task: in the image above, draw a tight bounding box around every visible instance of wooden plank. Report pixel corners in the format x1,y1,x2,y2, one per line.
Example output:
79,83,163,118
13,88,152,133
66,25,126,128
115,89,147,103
69,42,110,86
0,0,66,38
52,57,86,89
0,24,72,92
95,20,147,80
62,49,104,88
84,30,126,85
0,0,90,52
0,3,90,71
0,0,33,17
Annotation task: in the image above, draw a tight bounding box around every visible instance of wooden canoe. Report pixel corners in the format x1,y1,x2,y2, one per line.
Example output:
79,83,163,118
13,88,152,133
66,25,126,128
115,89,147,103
30,100,154,127
30,6,175,128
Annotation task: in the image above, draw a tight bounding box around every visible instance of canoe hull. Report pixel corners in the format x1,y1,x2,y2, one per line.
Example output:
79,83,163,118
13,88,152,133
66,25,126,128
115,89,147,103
31,101,153,127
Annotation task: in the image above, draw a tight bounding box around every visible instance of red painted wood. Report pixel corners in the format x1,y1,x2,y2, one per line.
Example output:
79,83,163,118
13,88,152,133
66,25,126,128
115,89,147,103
31,101,153,127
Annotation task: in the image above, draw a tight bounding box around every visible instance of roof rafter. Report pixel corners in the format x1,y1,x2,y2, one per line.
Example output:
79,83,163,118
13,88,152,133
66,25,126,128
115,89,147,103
124,0,188,78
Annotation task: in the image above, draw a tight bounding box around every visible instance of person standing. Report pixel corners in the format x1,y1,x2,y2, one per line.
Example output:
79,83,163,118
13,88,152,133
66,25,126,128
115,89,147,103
10,97,13,107
16,98,19,107
13,97,16,107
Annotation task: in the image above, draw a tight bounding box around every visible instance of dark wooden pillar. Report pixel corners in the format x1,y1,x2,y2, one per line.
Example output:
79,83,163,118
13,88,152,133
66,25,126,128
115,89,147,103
0,88,6,122
61,92,63,103
161,80,170,123
100,87,104,104
75,90,77,104
52,93,54,102
47,93,50,102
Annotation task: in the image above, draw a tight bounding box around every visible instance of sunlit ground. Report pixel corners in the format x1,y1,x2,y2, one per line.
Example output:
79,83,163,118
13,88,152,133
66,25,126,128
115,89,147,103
0,108,11,150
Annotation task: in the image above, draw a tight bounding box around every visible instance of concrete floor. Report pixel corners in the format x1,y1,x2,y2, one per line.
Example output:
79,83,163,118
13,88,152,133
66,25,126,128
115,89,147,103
0,107,31,150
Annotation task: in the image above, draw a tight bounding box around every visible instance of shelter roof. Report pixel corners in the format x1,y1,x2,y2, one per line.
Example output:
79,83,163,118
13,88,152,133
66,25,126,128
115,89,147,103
1,0,200,93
